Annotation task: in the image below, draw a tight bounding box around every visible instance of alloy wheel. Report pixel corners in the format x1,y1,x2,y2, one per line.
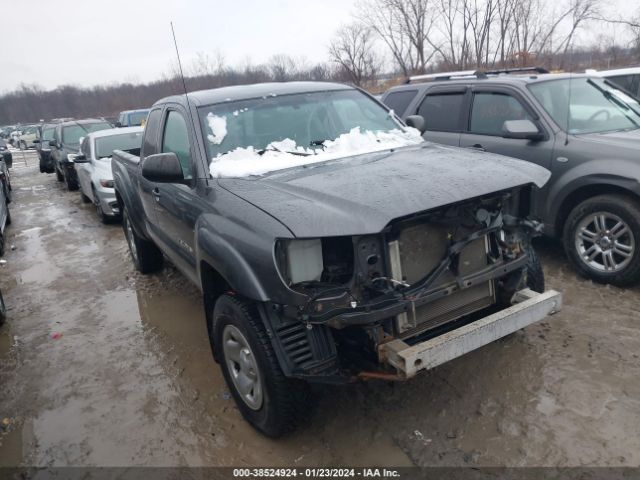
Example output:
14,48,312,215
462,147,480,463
575,211,635,273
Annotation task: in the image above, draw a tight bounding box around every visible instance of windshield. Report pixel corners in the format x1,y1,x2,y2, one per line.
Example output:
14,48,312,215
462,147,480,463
127,111,148,126
62,122,111,145
198,89,418,177
95,131,143,159
529,77,640,134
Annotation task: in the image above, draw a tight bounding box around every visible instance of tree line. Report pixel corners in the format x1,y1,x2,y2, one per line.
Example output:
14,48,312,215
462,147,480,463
1,0,639,125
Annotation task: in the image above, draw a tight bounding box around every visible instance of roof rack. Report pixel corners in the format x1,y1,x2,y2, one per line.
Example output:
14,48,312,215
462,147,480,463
405,66,549,84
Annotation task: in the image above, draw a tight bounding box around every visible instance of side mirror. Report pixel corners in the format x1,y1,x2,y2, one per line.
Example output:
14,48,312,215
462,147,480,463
405,115,426,134
73,154,88,163
141,152,185,184
115,121,122,128
33,139,40,144
502,120,544,141
48,140,57,147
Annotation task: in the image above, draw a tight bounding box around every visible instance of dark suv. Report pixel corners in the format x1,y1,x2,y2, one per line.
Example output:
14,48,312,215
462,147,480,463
50,119,112,190
383,68,640,286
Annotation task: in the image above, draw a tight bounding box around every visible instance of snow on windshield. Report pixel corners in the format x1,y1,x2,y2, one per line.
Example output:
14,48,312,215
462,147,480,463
209,126,423,178
206,113,227,145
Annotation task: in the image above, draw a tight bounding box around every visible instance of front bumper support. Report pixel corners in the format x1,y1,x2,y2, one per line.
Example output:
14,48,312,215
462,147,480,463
380,288,562,378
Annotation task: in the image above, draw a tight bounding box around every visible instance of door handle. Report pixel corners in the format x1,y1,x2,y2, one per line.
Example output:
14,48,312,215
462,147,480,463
470,144,486,151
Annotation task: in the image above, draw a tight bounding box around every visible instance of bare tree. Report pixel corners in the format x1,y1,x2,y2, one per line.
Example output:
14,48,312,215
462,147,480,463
359,0,438,76
329,23,381,85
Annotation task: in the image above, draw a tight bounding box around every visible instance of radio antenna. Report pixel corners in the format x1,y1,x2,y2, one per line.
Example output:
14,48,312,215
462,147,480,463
171,22,190,98
169,22,208,181
564,46,573,146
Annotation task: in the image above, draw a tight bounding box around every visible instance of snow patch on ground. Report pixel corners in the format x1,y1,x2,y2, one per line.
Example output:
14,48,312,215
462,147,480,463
206,113,227,145
209,127,423,178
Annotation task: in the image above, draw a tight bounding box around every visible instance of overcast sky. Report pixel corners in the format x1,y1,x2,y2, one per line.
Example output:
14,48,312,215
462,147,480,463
1,0,633,93
1,0,357,93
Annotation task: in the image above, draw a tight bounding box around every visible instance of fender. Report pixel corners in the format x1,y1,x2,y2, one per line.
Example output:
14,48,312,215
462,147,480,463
196,214,281,303
545,158,640,232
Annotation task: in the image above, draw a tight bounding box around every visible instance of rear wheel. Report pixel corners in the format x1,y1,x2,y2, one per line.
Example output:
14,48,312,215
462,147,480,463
122,206,163,273
563,194,640,286
212,294,313,437
94,189,109,224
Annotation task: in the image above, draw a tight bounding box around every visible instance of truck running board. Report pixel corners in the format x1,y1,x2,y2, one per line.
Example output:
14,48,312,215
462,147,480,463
380,288,562,378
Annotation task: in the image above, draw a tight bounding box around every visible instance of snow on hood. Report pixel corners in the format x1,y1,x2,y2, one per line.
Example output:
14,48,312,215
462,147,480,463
209,127,424,178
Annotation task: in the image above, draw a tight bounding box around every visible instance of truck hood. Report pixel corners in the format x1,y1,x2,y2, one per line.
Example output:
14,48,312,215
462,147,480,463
218,143,551,237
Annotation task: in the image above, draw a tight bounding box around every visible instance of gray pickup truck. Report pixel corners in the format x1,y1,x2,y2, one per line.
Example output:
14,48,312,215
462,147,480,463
112,81,561,437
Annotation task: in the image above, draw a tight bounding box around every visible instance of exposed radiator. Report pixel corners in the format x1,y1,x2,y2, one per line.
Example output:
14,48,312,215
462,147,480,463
388,223,495,336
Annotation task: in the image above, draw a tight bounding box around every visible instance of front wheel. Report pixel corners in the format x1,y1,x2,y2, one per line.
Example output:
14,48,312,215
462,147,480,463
122,207,163,273
212,294,313,437
563,194,640,286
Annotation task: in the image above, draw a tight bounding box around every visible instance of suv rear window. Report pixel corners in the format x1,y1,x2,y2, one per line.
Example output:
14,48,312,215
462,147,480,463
417,92,465,132
383,90,418,116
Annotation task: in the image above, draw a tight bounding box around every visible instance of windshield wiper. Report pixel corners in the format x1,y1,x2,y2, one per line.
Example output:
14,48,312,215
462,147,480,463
587,79,640,128
257,146,311,156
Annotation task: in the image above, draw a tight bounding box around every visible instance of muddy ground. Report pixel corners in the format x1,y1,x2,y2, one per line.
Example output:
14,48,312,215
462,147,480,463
0,150,639,467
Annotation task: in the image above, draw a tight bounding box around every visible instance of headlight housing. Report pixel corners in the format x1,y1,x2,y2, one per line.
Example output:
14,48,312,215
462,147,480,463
276,239,324,285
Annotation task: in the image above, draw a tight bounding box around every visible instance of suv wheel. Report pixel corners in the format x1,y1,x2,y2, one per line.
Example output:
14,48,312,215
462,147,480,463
563,194,640,286
212,294,313,437
122,207,163,273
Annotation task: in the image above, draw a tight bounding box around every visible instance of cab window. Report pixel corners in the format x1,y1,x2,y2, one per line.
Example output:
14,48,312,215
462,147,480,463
161,111,192,179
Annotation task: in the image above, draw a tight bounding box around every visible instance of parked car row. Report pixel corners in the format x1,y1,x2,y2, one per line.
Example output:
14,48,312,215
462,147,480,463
9,66,639,437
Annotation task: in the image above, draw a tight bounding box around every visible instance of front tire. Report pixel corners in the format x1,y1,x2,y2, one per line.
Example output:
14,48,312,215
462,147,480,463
563,194,640,286
122,206,163,273
212,294,313,437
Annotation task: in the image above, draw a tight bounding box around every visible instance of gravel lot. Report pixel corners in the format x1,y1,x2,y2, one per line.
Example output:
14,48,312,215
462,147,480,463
0,151,639,467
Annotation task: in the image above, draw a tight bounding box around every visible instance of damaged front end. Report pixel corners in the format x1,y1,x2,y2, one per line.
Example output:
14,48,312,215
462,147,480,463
263,187,560,382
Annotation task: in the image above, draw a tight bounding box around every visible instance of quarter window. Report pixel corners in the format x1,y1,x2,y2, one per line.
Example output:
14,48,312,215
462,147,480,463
470,92,534,136
417,92,465,132
142,109,162,158
162,111,192,179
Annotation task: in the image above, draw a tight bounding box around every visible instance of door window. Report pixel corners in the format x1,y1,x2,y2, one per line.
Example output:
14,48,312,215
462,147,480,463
417,92,465,132
162,111,192,179
470,92,534,136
